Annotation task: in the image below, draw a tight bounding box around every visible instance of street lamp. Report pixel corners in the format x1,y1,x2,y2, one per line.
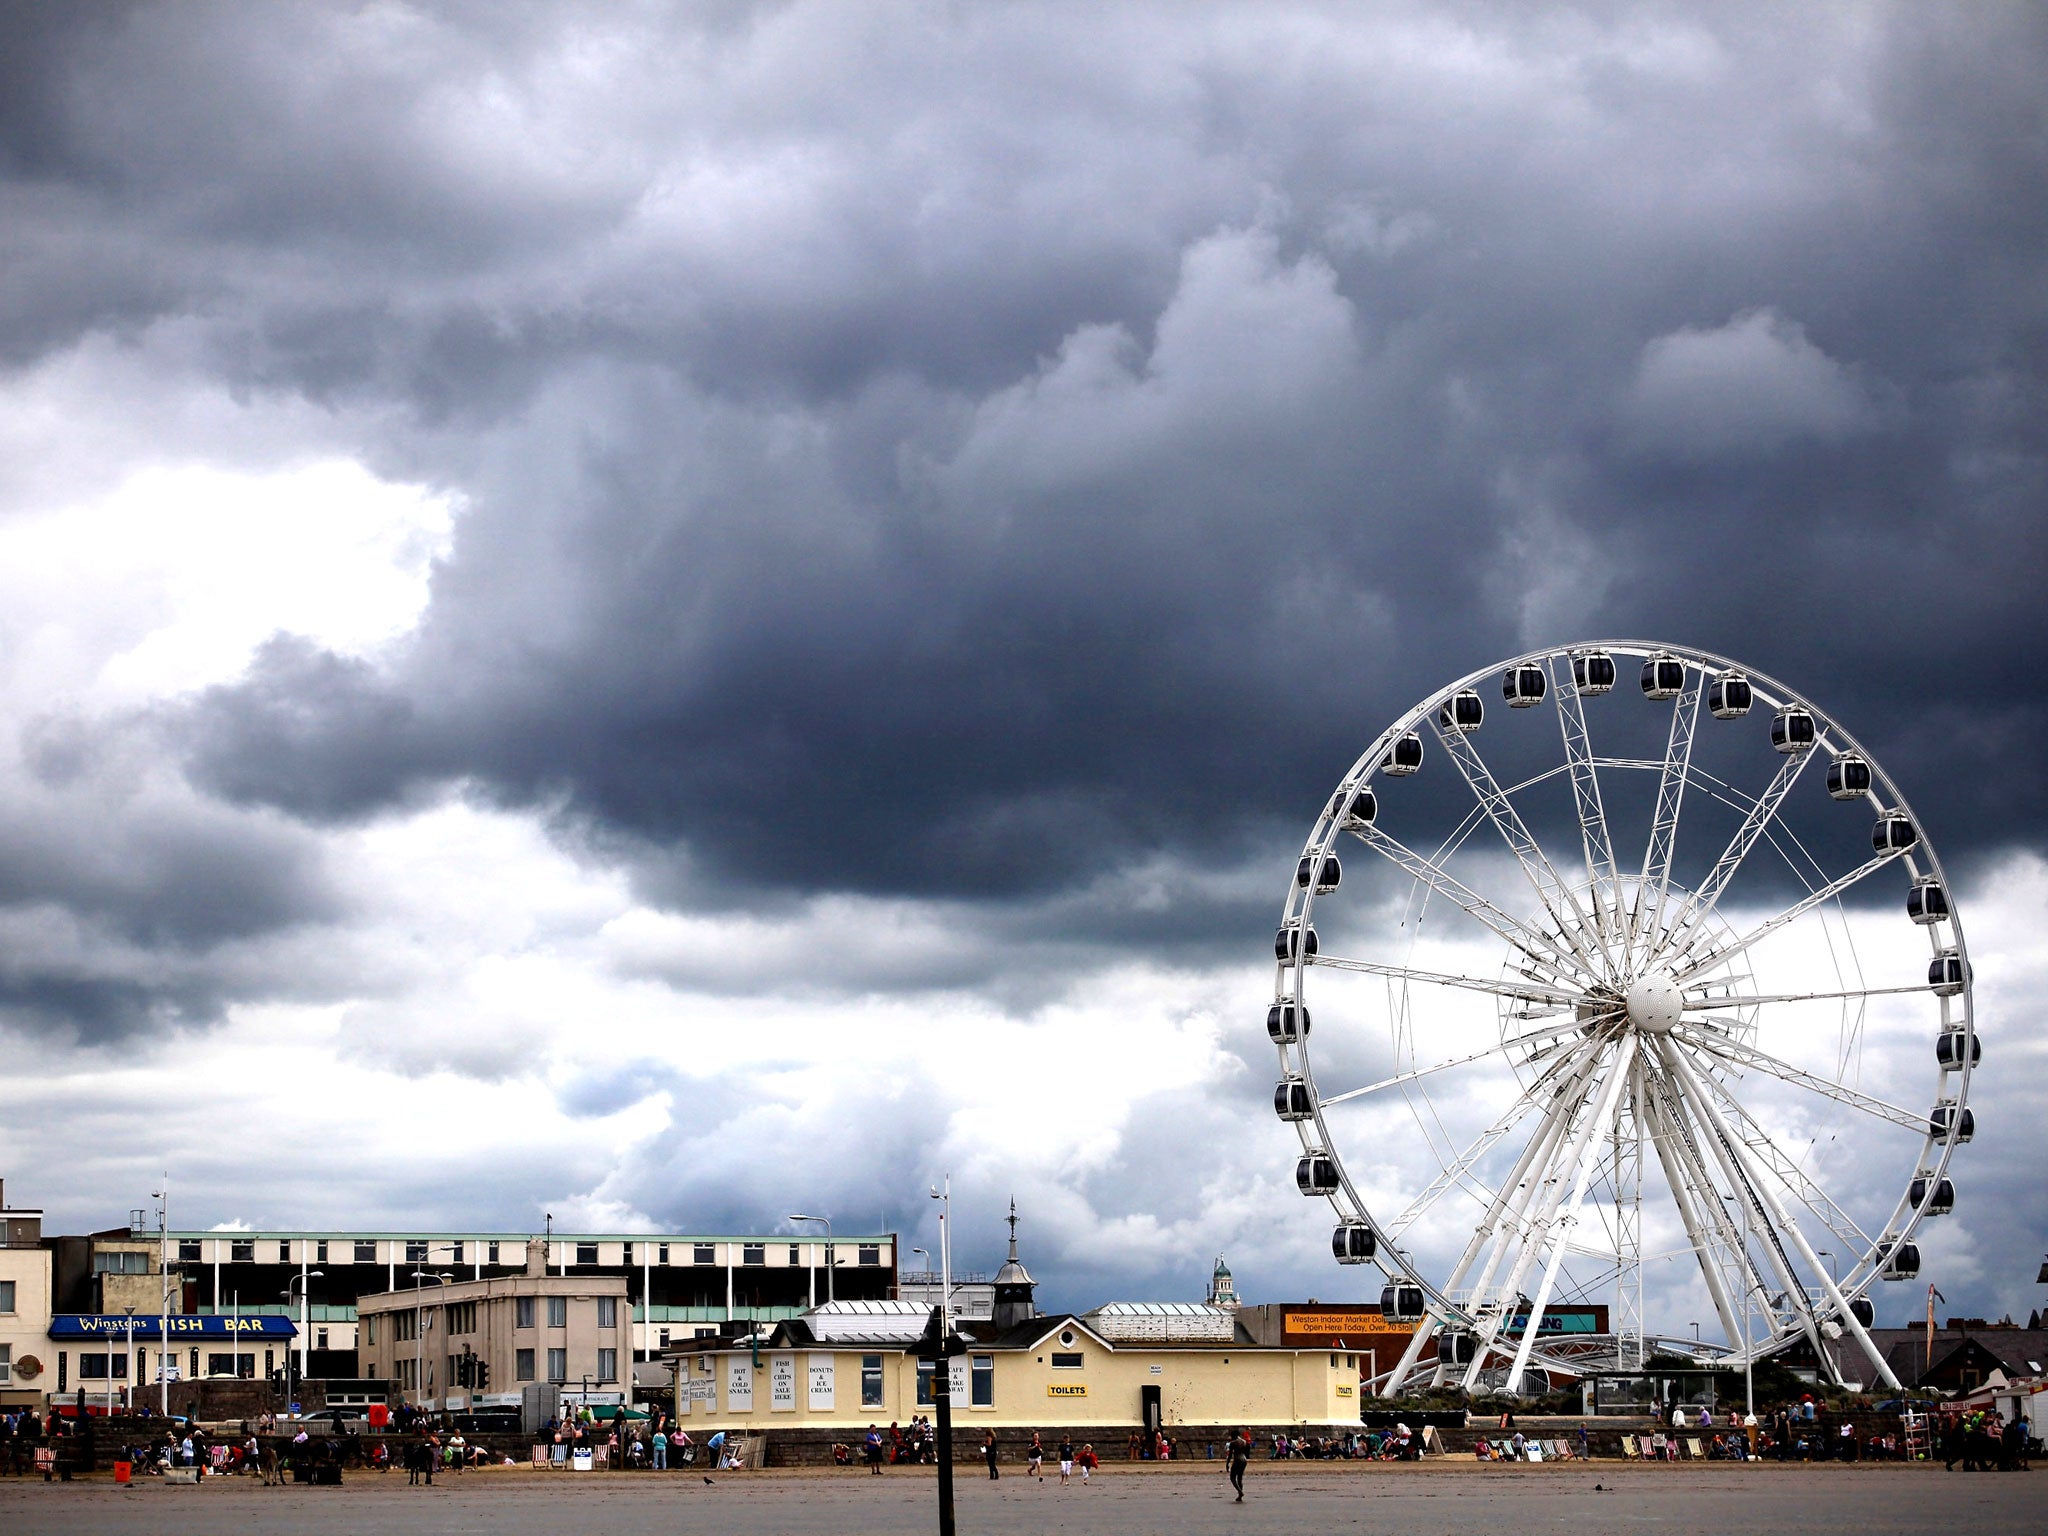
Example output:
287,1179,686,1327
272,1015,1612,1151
927,1177,956,1536
789,1215,833,1306
412,1270,453,1415
122,1307,136,1414
150,1178,171,1417
284,1271,323,1414
1817,1249,1838,1289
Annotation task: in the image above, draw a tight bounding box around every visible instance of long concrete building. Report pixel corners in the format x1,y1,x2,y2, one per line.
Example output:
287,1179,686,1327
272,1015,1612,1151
160,1226,900,1374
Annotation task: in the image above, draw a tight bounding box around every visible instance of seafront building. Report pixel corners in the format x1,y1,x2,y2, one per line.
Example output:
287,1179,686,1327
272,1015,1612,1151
155,1224,899,1374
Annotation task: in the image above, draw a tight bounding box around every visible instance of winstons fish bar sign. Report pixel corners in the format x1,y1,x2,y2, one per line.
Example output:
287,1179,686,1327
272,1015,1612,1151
48,1314,298,1340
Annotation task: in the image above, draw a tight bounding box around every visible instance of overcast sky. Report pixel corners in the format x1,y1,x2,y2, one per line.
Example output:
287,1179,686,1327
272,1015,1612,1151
1,2,2043,1338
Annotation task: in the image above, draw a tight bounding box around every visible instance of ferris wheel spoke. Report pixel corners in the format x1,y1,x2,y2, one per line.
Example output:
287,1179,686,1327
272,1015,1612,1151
1668,1026,1925,1134
1655,1038,1900,1388
1680,1059,1879,1256
1653,748,1816,963
1306,950,1580,1007
1630,676,1701,966
1458,1058,1622,1389
1430,723,1616,976
1385,1035,1606,1240
1550,655,1622,945
1350,824,1592,985
1638,1058,1752,1352
1674,849,1905,983
1500,1033,1642,1392
1318,1017,1601,1109
1682,980,1934,1011
1650,1040,1831,1366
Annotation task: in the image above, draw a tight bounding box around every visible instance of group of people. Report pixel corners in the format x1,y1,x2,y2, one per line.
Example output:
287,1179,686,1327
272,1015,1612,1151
1940,1408,2031,1472
853,1418,940,1470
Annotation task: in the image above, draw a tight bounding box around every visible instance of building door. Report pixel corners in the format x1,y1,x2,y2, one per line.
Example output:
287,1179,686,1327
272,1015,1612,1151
1141,1384,1161,1446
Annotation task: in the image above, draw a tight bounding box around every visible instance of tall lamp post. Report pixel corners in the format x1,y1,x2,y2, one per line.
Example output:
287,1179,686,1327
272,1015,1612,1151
412,1270,453,1416
284,1271,323,1414
789,1215,833,1306
122,1307,137,1414
151,1177,171,1418
925,1178,956,1536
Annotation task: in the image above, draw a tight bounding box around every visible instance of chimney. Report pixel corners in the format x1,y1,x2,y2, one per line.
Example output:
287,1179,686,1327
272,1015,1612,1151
526,1238,548,1277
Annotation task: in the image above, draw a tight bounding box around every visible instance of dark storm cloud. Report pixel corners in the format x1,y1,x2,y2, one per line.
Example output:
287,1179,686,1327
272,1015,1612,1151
5,4,2045,979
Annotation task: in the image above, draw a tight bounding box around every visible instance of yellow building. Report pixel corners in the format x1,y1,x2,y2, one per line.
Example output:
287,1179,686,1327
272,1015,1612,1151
663,1300,1363,1432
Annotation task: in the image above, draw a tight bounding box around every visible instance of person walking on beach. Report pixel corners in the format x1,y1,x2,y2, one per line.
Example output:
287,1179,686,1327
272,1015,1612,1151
1027,1432,1044,1478
1058,1437,1074,1485
1226,1428,1250,1502
982,1429,999,1480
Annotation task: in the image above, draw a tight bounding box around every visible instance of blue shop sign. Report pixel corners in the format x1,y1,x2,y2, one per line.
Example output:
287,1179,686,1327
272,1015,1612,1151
49,1314,298,1340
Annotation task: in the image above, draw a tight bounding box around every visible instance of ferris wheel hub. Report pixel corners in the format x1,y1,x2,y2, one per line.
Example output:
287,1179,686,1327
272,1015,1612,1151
1624,971,1684,1035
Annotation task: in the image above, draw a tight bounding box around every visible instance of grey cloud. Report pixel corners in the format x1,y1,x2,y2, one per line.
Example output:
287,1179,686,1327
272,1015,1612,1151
1622,309,1896,459
0,1,2043,1325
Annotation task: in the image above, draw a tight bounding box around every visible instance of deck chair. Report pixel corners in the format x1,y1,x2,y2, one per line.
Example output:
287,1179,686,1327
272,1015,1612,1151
1526,1444,1544,1462
1620,1435,1640,1459
1685,1437,1704,1460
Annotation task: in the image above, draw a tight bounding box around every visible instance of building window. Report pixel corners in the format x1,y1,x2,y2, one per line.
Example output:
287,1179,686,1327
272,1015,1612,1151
547,1348,567,1383
658,1329,670,1349
624,1243,634,1265
230,1240,254,1263
451,1241,465,1264
971,1355,994,1407
178,1240,201,1263
915,1361,936,1406
278,1240,292,1262
862,1355,884,1408
742,1244,765,1267
206,1352,251,1377
488,1242,500,1265
658,1244,669,1265
789,1244,802,1266
355,1240,376,1262
405,1242,427,1264
597,1348,618,1382
92,1252,149,1274
859,1244,881,1266
573,1243,597,1266
315,1240,328,1263
366,1317,378,1346
597,1297,618,1329
316,1328,329,1351
547,1296,567,1328
516,1297,536,1330
1051,1353,1084,1370
0,1344,11,1384
80,1354,110,1379
694,1244,716,1266
516,1348,536,1382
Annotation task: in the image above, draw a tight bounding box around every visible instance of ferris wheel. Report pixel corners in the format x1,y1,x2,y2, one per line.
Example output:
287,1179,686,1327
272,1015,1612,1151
1271,642,1974,1396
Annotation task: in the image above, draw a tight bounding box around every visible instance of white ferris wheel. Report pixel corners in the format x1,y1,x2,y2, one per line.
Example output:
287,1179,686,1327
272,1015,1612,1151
1271,642,1975,1397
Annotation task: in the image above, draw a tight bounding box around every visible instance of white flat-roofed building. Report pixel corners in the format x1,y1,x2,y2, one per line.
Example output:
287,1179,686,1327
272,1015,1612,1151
159,1226,899,1372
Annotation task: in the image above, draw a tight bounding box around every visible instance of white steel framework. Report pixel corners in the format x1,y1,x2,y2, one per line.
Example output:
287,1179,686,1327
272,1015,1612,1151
1270,642,1974,1396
